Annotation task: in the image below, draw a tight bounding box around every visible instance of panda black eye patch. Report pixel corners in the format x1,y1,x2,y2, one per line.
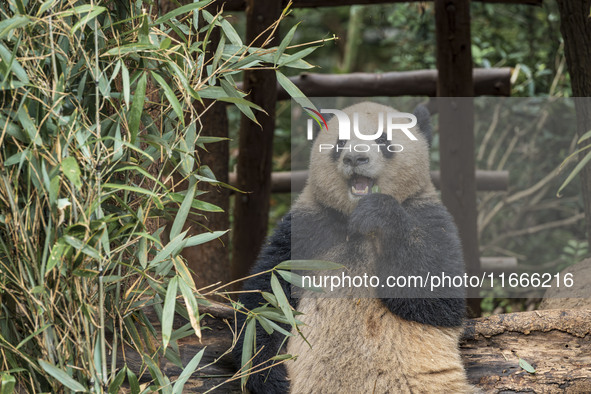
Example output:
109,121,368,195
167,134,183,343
331,138,347,161
375,133,395,159
375,133,387,145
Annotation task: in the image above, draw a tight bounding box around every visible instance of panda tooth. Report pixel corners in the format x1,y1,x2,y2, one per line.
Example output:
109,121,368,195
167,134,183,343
363,186,368,194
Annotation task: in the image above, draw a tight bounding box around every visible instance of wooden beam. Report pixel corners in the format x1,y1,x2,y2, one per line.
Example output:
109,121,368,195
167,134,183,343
241,68,511,99
221,0,542,11
231,0,283,284
435,0,481,315
229,170,508,193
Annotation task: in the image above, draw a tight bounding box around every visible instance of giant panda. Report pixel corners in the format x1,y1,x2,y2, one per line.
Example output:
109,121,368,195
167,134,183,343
234,102,476,393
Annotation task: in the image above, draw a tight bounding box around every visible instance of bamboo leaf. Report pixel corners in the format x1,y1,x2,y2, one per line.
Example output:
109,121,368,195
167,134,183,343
142,353,171,392
61,156,82,189
46,239,67,275
71,6,107,34
191,199,223,212
38,360,87,392
122,63,130,106
103,183,159,198
261,291,278,308
276,269,317,291
0,16,31,39
108,367,127,394
240,318,256,388
128,72,147,145
275,70,318,112
149,231,188,268
172,348,205,394
16,325,50,350
219,18,242,46
64,235,101,260
270,354,293,361
519,358,536,374
256,315,274,335
16,106,42,146
37,0,57,16
258,316,293,338
220,79,262,125
179,277,202,341
557,149,591,196
170,178,197,240
154,0,212,25
0,43,29,84
274,23,299,65
270,273,296,329
126,368,140,394
103,43,157,56
0,373,16,394
578,129,591,143
278,46,319,67
184,230,228,248
162,276,179,350
151,71,184,125
173,256,197,289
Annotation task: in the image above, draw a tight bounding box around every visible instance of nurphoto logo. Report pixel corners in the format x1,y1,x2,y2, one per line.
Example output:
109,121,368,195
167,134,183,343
304,107,418,153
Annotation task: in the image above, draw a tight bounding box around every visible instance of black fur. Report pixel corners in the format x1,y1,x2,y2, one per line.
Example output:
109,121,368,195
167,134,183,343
233,215,292,394
413,104,433,147
330,138,347,162
347,193,466,327
233,207,348,394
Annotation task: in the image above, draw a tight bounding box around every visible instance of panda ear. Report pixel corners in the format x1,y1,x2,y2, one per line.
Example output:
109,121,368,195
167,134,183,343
413,104,433,147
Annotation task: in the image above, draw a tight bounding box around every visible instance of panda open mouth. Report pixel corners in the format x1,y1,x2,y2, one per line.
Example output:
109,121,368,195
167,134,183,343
350,176,374,196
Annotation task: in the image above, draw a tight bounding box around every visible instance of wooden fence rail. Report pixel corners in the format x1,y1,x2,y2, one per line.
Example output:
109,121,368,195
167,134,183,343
229,170,509,193
222,0,542,11
236,68,511,99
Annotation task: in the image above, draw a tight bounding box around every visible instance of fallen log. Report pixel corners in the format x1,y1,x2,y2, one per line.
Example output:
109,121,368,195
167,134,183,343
462,309,591,392
118,306,591,393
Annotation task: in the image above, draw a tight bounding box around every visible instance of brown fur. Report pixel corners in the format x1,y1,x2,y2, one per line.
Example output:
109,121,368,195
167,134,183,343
286,102,475,393
286,298,472,393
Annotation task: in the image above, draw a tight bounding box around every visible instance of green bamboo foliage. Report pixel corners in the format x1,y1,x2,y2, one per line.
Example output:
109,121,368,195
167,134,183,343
0,0,320,392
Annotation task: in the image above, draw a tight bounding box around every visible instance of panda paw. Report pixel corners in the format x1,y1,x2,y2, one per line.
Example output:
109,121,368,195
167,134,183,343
348,193,403,236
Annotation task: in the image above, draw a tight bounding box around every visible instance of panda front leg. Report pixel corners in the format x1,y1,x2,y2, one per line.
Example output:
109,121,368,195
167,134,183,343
347,193,466,328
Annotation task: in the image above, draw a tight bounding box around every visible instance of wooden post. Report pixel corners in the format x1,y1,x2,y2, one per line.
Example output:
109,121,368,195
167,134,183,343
231,0,282,283
435,0,481,316
556,0,591,247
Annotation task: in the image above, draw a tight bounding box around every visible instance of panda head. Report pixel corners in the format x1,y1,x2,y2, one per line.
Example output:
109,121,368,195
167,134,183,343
304,101,435,215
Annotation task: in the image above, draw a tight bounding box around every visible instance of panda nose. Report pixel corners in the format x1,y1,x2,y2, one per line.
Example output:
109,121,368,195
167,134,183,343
343,153,369,167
